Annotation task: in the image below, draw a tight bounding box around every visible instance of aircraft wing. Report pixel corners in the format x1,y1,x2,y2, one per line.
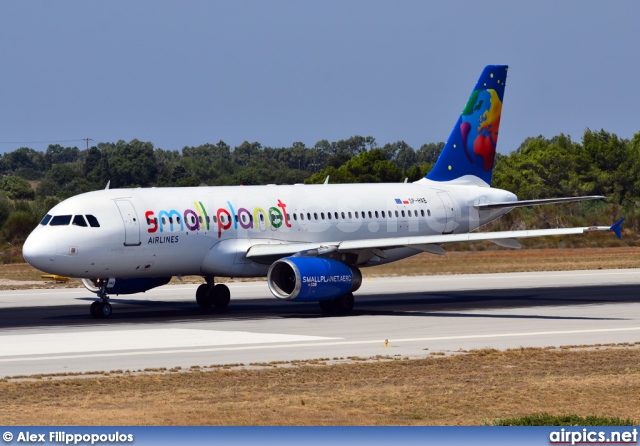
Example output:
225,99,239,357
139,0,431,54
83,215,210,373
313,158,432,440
474,195,604,210
245,219,624,259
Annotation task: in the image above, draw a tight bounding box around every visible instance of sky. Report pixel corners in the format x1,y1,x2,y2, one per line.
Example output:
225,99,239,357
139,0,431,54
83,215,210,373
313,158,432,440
1,1,639,155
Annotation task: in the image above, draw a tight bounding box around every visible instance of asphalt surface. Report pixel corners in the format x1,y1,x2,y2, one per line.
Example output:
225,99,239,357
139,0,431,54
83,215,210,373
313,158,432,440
1,269,639,377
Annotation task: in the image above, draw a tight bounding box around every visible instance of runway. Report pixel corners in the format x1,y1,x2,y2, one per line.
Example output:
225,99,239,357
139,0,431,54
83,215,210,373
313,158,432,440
1,269,640,378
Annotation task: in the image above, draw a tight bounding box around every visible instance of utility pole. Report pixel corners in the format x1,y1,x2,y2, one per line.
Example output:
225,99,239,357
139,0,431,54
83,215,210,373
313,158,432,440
82,138,93,150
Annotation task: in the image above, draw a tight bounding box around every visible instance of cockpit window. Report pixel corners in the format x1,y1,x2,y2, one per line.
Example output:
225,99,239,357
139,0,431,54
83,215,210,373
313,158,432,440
50,215,72,226
40,214,52,226
85,215,100,228
72,215,88,227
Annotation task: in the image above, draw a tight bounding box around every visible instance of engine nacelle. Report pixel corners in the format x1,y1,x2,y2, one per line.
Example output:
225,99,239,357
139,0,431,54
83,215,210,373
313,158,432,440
82,277,171,295
267,257,362,302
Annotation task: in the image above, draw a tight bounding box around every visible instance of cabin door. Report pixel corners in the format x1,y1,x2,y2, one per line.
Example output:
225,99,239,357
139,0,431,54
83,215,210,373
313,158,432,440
115,200,141,246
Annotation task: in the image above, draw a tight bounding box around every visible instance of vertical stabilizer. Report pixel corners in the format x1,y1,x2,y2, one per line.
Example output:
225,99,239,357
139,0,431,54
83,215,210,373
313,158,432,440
426,65,508,185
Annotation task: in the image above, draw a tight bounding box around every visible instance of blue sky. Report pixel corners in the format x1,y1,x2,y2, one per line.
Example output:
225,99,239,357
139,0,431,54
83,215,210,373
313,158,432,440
1,1,638,155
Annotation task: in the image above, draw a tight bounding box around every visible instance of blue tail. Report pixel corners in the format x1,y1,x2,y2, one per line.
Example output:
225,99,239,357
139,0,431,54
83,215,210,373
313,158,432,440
426,65,508,185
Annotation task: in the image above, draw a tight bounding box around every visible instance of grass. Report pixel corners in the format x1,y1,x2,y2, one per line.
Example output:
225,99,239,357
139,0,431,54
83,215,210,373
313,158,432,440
1,346,640,425
491,413,637,426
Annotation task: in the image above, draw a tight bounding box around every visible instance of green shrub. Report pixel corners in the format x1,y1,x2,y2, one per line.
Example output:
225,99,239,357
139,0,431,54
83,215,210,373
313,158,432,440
492,413,637,426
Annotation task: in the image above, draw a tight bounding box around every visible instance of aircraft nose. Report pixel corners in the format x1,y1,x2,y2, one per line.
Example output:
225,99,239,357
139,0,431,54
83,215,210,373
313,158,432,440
22,230,57,272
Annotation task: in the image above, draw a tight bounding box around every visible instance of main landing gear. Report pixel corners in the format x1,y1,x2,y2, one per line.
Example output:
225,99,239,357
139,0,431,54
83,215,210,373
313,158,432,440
89,282,112,319
318,292,354,315
196,277,231,309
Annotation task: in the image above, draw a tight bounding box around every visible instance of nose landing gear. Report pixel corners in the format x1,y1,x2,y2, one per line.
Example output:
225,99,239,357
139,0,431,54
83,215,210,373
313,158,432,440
89,282,112,319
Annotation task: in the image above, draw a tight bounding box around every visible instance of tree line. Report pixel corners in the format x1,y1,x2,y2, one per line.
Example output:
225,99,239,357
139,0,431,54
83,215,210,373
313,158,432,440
0,128,638,258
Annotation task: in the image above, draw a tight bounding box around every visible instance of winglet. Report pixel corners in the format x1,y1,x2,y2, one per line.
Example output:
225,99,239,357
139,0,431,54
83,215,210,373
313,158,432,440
610,218,625,239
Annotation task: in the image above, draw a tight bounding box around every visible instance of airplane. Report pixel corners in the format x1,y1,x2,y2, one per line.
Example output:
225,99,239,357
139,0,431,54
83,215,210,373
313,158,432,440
22,65,624,319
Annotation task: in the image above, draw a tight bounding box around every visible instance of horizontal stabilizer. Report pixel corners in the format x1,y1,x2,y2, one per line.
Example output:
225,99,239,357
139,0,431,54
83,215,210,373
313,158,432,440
610,218,625,239
474,195,604,210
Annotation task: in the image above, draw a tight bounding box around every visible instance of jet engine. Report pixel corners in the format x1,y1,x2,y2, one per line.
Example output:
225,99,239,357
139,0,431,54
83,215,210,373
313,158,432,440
267,257,362,302
82,277,171,295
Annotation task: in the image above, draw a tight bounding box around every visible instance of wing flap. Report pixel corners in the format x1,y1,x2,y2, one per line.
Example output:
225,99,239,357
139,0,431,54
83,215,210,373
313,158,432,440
245,223,618,259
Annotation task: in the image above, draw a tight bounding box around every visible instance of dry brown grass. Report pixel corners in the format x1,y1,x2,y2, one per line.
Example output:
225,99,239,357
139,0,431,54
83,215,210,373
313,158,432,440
361,246,640,277
1,346,639,426
2,247,640,290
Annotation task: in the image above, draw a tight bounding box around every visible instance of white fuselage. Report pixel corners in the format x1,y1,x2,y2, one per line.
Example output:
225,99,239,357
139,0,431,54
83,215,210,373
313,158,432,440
22,179,516,279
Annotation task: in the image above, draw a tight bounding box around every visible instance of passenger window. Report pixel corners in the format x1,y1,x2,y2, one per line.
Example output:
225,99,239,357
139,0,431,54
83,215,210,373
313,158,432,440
334,212,338,220
86,215,100,227
293,213,297,221
307,213,311,220
375,211,379,218
50,215,72,226
300,213,304,221
321,212,325,220
401,210,405,217
40,214,52,225
72,215,88,227
427,209,431,216
341,212,345,219
381,211,385,218
314,213,318,220
395,210,399,218
421,210,425,217
368,211,372,218
327,213,331,220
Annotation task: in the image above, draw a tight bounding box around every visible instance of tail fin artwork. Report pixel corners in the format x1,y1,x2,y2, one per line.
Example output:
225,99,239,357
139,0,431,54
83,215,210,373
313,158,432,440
426,65,508,185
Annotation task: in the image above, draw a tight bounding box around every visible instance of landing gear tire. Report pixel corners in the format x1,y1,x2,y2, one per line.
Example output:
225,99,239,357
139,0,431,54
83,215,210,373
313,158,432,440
99,302,112,318
196,281,230,310
337,292,354,313
90,301,100,318
319,293,354,315
196,284,213,308
319,299,336,315
212,284,230,309
90,300,112,319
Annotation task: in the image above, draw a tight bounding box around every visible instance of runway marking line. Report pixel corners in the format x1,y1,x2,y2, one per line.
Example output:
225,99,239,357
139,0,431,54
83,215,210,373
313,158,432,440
1,326,639,363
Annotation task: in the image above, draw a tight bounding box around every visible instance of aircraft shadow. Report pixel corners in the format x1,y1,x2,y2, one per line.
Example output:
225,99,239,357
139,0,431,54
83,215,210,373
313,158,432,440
0,284,635,329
